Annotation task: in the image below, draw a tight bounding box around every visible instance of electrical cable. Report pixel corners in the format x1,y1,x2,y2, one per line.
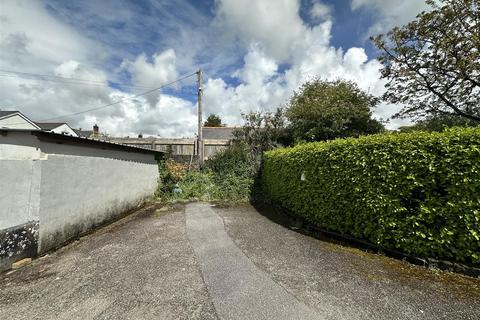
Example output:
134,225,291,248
2,71,198,123
0,70,157,90
39,71,197,121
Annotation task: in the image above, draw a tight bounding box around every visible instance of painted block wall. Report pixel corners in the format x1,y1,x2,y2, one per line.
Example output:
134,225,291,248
0,159,41,271
0,131,160,270
38,154,158,252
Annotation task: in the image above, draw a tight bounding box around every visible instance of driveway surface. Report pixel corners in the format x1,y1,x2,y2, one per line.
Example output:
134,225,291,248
1,202,479,320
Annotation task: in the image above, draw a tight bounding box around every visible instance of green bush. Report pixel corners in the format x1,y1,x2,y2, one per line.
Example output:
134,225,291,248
205,143,255,178
176,170,216,201
262,128,480,264
157,144,256,204
205,143,256,203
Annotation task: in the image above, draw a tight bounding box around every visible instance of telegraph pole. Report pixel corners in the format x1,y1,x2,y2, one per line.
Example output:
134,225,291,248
197,69,204,165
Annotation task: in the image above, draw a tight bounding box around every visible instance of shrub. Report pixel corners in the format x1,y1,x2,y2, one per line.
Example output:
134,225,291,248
206,143,256,204
176,170,215,201
205,143,254,178
156,159,188,198
262,128,480,264
157,144,256,204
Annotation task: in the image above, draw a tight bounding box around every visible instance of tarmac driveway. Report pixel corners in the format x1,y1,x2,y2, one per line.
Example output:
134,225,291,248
1,202,479,320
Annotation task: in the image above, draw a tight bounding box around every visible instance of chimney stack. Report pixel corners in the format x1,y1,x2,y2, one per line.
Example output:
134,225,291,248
93,124,99,137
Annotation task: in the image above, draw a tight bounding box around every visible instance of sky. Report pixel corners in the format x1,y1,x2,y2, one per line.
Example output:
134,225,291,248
0,0,432,137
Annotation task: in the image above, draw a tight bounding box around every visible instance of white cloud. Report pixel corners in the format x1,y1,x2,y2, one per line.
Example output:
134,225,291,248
0,0,425,136
205,0,418,129
214,0,309,61
0,1,195,137
0,32,29,65
0,58,196,138
54,60,108,85
0,0,104,71
310,1,332,21
233,44,278,85
120,49,180,106
81,93,197,138
121,49,178,88
205,44,390,127
351,0,431,36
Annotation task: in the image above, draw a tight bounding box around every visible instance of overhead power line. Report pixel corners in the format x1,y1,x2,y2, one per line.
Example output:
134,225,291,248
37,71,197,122
0,69,158,90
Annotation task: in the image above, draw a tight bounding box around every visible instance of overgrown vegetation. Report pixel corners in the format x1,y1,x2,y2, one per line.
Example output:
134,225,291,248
156,144,256,205
262,127,480,264
232,109,292,154
154,0,480,267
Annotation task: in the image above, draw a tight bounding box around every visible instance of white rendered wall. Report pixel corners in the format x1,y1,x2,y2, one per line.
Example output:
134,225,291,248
38,154,158,252
1,131,160,258
0,115,38,129
0,160,41,230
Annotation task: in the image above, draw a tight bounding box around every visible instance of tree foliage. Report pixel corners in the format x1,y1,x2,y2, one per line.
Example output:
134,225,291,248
204,113,224,127
372,0,480,121
399,113,479,132
285,79,384,142
232,109,292,156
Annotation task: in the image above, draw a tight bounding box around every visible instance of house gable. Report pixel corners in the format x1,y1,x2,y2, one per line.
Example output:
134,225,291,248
35,122,78,137
0,112,40,130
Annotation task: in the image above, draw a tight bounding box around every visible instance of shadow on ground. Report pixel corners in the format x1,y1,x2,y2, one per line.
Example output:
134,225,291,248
214,203,480,320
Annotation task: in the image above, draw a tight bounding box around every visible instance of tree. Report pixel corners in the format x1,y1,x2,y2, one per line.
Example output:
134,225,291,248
399,113,479,132
204,114,224,127
372,0,480,122
285,79,384,142
232,109,291,156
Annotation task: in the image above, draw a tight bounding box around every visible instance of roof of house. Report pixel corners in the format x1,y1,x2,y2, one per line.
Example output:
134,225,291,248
202,127,236,140
0,111,19,118
34,122,66,130
0,110,41,129
73,129,93,137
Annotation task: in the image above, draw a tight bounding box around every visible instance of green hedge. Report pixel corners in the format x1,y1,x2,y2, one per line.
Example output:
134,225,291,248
262,128,480,264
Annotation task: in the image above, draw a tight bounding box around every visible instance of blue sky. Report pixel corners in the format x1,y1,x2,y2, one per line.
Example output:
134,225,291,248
0,0,431,137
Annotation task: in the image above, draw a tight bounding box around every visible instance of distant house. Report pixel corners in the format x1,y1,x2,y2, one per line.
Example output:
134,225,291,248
0,111,40,130
0,110,104,140
74,124,99,139
73,128,94,138
35,122,78,137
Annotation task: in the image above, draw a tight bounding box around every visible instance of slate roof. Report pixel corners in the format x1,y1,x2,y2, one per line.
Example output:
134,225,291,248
0,111,19,118
202,127,236,140
73,129,94,138
34,122,66,130
0,110,41,129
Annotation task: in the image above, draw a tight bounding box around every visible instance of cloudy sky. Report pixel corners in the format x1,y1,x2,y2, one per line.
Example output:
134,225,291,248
0,0,431,137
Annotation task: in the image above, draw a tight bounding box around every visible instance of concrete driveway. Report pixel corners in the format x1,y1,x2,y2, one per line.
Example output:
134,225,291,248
1,202,479,319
